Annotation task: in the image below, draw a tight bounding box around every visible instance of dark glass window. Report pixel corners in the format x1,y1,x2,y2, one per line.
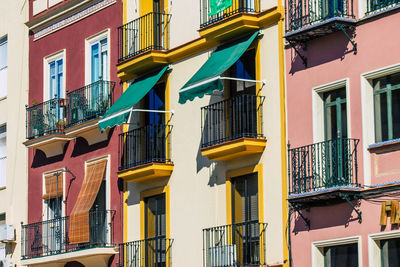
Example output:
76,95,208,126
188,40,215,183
323,87,347,140
324,243,358,267
381,238,400,267
229,49,256,97
232,173,258,223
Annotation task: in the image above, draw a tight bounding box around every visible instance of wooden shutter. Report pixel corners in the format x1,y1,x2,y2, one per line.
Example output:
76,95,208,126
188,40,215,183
69,159,107,244
42,174,63,199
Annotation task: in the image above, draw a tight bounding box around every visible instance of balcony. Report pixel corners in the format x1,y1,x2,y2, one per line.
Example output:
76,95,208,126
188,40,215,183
117,12,171,79
285,0,355,43
203,221,267,267
200,94,266,161
21,210,117,266
118,237,173,267
288,138,361,205
118,124,173,182
367,0,400,14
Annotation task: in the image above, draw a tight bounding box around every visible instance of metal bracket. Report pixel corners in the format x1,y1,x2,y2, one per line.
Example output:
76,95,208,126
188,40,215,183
291,204,310,230
336,23,357,54
288,40,307,67
340,193,362,223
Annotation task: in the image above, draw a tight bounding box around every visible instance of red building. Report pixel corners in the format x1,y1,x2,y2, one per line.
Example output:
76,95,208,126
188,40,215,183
22,1,123,266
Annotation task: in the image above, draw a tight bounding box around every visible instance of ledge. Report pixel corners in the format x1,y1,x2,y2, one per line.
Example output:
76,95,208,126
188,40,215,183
201,137,266,161
368,138,400,153
64,118,108,145
118,163,174,182
23,134,74,158
21,247,118,267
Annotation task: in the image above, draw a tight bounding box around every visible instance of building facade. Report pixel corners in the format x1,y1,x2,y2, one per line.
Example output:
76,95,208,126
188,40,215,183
114,0,289,266
0,1,29,266
285,0,400,266
22,0,123,266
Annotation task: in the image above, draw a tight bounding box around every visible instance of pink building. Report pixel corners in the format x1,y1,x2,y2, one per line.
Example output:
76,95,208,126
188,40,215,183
285,0,400,266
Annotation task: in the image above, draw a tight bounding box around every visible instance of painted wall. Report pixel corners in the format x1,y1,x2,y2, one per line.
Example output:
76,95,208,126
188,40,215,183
285,6,400,267
0,0,29,265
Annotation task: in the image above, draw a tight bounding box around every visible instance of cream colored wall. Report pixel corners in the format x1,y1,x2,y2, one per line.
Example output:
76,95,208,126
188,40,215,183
0,0,29,265
125,24,284,266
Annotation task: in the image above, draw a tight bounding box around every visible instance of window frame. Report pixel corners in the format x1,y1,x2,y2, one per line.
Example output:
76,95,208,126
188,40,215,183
0,124,6,190
368,230,400,267
42,169,65,219
0,35,7,99
85,29,110,86
43,50,66,101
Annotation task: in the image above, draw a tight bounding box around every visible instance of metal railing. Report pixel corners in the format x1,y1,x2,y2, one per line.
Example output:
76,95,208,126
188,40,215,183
285,0,354,32
118,237,173,267
119,124,172,171
26,98,67,139
200,0,260,28
21,210,115,259
67,80,115,127
201,94,264,149
203,221,267,267
118,12,171,63
367,0,400,14
288,138,360,195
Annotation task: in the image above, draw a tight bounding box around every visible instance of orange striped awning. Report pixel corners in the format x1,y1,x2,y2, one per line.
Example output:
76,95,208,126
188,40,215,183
42,173,63,199
69,159,107,244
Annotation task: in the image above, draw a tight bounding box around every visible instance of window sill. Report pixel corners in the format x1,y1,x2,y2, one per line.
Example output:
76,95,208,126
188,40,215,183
0,186,6,191
368,138,400,152
361,3,400,23
0,96,7,102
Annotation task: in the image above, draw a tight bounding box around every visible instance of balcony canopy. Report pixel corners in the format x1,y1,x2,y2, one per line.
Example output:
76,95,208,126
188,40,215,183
178,31,259,104
98,66,168,132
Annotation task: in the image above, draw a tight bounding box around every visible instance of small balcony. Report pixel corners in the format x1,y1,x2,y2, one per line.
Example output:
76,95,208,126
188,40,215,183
288,138,361,204
200,94,266,161
21,210,117,266
118,124,173,182
285,0,355,43
117,12,171,78
203,221,267,267
117,237,173,267
367,0,400,14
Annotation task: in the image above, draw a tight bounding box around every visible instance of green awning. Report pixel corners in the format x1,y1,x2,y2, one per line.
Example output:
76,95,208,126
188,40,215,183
99,66,169,132
178,32,258,104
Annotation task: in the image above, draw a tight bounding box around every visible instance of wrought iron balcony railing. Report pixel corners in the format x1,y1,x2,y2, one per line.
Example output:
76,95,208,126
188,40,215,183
26,98,67,139
119,124,172,171
367,0,400,14
21,210,115,259
118,12,171,63
200,0,260,28
285,0,354,32
288,138,360,195
66,80,115,127
201,94,264,149
118,237,173,267
203,221,267,267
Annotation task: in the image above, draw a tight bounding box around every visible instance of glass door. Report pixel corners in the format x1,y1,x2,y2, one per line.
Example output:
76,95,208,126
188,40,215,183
90,39,108,113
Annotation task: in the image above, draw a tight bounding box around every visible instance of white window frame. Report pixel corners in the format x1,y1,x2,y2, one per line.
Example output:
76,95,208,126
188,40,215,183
312,236,362,267
369,230,400,267
42,169,66,219
43,49,66,101
0,35,7,100
312,78,351,143
360,63,400,186
85,29,110,85
0,125,6,190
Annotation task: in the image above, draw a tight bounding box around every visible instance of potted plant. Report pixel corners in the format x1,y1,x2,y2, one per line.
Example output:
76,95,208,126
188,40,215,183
56,119,66,132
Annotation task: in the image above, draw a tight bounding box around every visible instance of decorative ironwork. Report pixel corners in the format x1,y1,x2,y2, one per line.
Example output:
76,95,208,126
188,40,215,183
203,221,267,267
21,210,115,259
118,12,171,63
201,94,264,149
118,237,173,267
26,98,67,139
119,124,172,171
367,0,400,14
288,138,360,195
67,80,115,127
200,0,260,28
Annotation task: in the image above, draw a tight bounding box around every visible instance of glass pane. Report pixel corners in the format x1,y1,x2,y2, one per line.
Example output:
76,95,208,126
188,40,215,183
325,105,337,140
392,89,400,140
91,43,100,83
324,243,358,267
56,59,63,98
100,39,108,80
0,40,7,69
341,102,347,138
146,194,166,238
382,238,400,267
0,214,5,224
374,92,388,142
232,173,258,223
390,72,400,88
373,76,387,91
0,68,6,98
49,61,56,99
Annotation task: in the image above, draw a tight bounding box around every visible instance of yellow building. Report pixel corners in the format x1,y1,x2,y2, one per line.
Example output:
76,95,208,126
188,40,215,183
111,0,288,266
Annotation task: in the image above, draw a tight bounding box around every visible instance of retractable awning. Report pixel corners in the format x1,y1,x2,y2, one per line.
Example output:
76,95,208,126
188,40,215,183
178,32,259,104
99,66,169,132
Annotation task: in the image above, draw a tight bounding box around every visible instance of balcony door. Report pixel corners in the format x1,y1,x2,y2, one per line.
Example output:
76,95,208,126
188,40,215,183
152,0,164,50
231,173,260,266
90,38,108,112
89,180,106,245
321,0,344,19
323,88,349,187
145,193,166,267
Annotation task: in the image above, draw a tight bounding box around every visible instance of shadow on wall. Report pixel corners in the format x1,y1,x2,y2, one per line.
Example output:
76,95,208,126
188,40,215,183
64,261,85,267
292,200,361,234
288,29,357,75
71,128,114,157
31,143,68,168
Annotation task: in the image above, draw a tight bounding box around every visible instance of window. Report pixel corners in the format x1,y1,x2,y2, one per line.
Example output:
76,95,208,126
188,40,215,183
90,38,108,82
324,243,358,267
373,73,400,143
231,173,258,224
381,238,400,267
44,51,65,101
0,35,7,98
0,213,5,225
0,125,6,189
324,87,347,140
